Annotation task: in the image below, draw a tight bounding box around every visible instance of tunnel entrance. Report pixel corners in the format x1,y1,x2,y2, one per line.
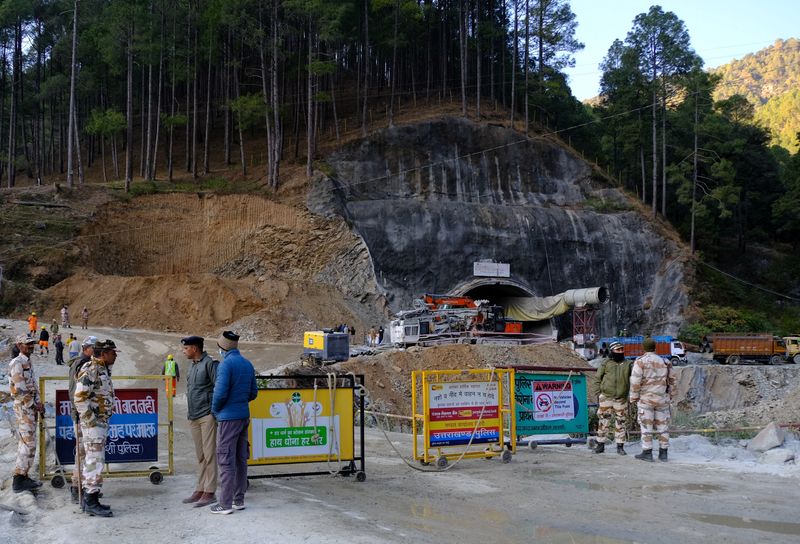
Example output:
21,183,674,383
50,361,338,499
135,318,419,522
449,279,555,337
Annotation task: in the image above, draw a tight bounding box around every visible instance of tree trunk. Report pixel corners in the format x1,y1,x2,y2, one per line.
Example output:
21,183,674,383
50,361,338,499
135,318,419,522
690,89,698,253
151,19,164,181
125,24,134,192
73,105,85,185
234,57,246,176
510,2,518,126
224,27,231,166
270,0,281,186
140,65,146,177
524,0,529,133
459,0,467,117
476,0,481,118
0,39,6,184
361,0,369,136
651,55,658,217
389,1,399,127
144,61,153,180
7,19,20,187
661,91,667,217
192,20,198,179
66,4,78,187
203,39,212,175
306,18,313,178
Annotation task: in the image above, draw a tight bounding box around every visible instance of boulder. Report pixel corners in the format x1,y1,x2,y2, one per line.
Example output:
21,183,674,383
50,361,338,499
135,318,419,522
759,448,795,464
747,422,785,452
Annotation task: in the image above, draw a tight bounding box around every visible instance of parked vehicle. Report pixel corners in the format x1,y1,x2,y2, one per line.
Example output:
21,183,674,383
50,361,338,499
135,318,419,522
598,335,687,365
706,333,791,365
302,330,350,364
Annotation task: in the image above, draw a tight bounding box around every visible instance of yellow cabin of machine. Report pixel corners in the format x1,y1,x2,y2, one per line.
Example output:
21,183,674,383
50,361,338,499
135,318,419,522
303,330,350,364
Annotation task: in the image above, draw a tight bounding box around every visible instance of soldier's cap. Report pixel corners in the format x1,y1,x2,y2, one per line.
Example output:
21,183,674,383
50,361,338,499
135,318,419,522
609,341,624,352
15,335,36,345
181,335,204,348
81,335,98,348
94,339,120,352
217,330,240,351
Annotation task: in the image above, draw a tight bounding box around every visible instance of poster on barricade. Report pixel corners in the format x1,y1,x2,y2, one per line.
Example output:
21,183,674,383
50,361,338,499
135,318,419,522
426,381,501,447
248,387,354,465
514,373,588,435
55,389,159,464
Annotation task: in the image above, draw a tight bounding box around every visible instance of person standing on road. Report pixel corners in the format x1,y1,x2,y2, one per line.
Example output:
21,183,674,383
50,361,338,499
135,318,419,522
181,336,219,508
629,337,676,463
38,326,50,356
27,312,38,337
81,307,89,329
8,335,45,493
68,334,79,359
51,318,59,337
68,335,97,504
210,331,257,515
592,341,632,455
54,334,65,366
73,339,118,517
61,305,71,328
161,354,180,398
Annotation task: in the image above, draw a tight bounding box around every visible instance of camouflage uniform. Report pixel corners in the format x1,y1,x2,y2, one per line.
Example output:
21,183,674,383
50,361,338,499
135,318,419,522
68,354,91,486
73,356,115,494
8,352,41,476
629,352,675,450
592,357,632,445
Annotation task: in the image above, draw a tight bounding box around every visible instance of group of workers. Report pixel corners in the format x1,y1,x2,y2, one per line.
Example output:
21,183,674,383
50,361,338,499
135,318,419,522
7,329,258,517
592,337,676,461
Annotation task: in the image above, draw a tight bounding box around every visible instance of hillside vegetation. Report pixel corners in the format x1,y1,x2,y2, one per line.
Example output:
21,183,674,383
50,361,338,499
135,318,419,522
712,38,800,152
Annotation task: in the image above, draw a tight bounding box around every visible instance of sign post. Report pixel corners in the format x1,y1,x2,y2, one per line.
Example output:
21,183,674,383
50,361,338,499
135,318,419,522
514,372,588,447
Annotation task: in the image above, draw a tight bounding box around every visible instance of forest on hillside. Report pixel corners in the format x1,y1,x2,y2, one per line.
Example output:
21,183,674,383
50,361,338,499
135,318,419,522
2,1,800,336
712,38,800,153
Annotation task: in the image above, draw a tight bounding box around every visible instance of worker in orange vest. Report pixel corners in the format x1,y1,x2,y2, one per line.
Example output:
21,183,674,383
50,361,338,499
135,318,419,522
27,312,38,337
162,354,180,398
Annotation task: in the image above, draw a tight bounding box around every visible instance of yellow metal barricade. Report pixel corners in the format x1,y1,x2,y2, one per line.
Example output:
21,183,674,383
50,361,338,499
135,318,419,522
412,368,515,468
38,375,174,487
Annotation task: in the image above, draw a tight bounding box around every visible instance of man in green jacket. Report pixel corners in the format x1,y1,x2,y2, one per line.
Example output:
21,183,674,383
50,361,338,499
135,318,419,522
592,341,633,455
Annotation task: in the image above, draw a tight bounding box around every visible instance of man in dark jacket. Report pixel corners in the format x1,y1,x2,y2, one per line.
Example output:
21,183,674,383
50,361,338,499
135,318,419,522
592,341,633,455
181,336,219,508
210,331,257,515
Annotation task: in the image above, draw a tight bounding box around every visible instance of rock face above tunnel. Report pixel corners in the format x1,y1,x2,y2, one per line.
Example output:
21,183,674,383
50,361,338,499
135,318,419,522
309,118,689,335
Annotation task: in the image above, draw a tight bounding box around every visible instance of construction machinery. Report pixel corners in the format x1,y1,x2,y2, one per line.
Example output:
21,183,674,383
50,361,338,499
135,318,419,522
302,330,350,365
389,287,608,347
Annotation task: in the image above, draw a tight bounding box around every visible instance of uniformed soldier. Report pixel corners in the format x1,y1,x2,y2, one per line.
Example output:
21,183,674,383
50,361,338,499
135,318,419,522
73,339,118,517
629,337,676,462
8,335,45,493
68,335,97,504
592,341,632,455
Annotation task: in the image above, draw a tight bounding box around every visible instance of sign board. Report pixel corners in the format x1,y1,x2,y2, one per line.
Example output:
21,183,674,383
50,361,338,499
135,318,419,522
427,381,501,446
514,373,588,435
248,387,354,465
473,261,510,278
56,388,159,464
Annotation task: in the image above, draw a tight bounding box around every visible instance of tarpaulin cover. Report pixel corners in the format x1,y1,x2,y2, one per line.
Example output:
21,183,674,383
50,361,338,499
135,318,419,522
500,295,570,321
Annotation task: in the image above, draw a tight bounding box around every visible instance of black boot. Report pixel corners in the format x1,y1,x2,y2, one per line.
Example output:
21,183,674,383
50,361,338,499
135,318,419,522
635,449,654,462
658,448,668,462
616,443,627,456
593,442,605,454
81,489,111,511
12,474,42,493
84,492,113,517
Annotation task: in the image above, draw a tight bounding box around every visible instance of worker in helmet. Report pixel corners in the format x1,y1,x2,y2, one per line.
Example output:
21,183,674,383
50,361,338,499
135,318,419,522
27,312,38,337
591,341,632,455
162,354,180,398
38,325,50,356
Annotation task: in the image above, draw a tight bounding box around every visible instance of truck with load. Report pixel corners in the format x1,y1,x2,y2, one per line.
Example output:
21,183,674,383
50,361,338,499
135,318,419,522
598,335,687,365
705,333,796,365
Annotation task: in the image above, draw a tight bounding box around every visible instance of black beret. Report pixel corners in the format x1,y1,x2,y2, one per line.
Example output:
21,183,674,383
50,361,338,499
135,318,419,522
181,335,204,347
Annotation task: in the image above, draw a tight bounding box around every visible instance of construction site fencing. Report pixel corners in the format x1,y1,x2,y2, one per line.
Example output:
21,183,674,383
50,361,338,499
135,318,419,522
412,368,515,468
38,375,174,487
247,374,366,481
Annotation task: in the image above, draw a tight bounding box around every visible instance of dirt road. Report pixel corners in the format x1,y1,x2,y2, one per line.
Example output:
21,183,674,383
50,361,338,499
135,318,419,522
2,322,799,543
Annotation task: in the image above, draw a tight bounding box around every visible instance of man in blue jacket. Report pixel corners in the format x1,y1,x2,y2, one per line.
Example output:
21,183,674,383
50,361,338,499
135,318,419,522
210,331,258,515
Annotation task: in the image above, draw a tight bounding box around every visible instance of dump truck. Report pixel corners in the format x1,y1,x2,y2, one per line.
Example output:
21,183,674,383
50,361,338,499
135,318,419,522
707,333,790,365
302,330,350,364
598,335,687,365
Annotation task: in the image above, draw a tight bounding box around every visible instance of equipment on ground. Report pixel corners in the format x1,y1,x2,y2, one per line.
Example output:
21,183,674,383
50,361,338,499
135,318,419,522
302,331,350,365
705,333,794,365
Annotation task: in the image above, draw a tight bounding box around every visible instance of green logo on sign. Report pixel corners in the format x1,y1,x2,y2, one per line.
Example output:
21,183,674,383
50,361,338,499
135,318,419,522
291,392,302,403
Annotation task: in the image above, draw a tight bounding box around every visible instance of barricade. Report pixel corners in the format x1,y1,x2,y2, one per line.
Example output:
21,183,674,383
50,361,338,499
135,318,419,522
412,368,515,468
38,375,174,487
510,366,592,449
247,373,366,481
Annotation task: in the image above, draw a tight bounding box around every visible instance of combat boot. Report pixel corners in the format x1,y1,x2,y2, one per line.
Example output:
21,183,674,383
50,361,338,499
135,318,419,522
12,474,42,493
635,449,654,462
81,490,111,511
616,443,627,456
84,493,113,517
658,448,668,462
593,442,605,454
